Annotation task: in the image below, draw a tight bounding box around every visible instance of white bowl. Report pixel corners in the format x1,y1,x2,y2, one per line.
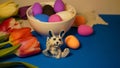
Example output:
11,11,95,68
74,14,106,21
26,2,76,35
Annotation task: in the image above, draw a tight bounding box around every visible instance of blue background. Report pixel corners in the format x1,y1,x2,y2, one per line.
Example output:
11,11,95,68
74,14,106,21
0,15,120,68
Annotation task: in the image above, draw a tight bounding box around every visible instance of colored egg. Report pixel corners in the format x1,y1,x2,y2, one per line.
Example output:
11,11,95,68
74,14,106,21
65,35,80,49
73,15,86,26
32,2,42,16
78,25,94,36
48,14,62,22
18,6,30,19
57,11,72,21
54,0,65,12
43,5,56,16
34,14,49,22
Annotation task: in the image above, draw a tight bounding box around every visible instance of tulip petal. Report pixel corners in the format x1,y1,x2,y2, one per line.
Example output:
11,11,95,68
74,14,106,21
14,36,41,57
9,27,32,42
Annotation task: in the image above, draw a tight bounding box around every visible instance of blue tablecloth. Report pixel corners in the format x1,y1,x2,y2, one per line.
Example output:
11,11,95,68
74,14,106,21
0,15,120,68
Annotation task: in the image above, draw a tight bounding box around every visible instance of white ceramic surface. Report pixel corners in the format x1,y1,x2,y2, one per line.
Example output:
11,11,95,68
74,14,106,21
26,2,76,35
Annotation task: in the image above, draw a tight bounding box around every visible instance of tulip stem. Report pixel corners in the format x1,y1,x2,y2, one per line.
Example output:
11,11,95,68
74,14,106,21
0,41,10,48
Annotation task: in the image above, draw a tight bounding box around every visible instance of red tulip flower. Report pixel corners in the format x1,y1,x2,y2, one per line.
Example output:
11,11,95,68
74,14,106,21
13,36,41,57
0,27,41,57
9,27,32,42
0,27,32,47
0,18,21,32
0,18,21,42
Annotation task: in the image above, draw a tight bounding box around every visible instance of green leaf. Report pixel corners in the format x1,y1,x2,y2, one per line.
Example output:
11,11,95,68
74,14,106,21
0,41,10,48
0,33,9,43
0,44,20,58
0,62,38,68
0,18,5,24
20,62,38,68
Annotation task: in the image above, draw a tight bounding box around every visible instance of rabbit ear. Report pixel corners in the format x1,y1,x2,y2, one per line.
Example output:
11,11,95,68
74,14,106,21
49,30,54,37
59,31,64,37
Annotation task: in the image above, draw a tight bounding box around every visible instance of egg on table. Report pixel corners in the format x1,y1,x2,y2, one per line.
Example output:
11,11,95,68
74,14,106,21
73,15,86,27
65,35,80,49
77,24,94,36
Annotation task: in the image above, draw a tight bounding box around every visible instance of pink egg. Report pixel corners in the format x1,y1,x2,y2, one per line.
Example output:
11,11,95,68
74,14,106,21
78,25,94,36
32,2,42,16
48,14,62,22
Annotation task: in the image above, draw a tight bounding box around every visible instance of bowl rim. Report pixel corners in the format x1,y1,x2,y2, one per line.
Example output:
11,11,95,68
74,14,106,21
26,2,76,25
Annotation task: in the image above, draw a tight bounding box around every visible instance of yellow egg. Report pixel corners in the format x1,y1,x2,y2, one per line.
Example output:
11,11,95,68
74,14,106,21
65,35,80,49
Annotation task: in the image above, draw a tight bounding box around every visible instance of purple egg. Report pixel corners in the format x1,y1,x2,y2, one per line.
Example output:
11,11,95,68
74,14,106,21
32,2,42,16
54,0,65,12
18,6,30,19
